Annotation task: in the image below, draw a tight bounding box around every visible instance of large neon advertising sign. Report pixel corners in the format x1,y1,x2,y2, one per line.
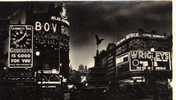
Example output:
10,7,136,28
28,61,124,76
8,25,33,68
129,50,171,71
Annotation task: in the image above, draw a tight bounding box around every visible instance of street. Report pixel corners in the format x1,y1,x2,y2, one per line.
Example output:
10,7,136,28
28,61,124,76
69,85,172,100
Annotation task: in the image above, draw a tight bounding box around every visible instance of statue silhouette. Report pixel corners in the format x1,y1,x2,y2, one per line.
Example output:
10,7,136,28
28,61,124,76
95,34,104,55
95,34,104,46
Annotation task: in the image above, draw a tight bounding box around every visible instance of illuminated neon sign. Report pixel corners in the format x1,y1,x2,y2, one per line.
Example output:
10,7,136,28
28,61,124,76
129,50,171,71
8,25,33,68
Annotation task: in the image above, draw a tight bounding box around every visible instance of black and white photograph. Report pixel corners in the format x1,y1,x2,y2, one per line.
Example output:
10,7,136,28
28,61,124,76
0,1,173,100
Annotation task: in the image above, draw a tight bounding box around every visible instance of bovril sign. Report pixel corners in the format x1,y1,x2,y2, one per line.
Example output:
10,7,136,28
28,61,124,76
34,16,69,33
129,50,171,71
35,21,59,33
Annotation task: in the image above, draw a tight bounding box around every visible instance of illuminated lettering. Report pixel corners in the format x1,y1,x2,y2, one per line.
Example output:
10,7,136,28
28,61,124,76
138,51,144,59
52,23,57,33
131,50,153,59
22,59,31,63
51,16,61,21
34,21,60,33
131,51,138,59
35,21,42,31
142,34,152,37
165,52,169,60
17,54,31,58
126,33,139,39
155,52,169,61
156,67,166,70
11,59,20,63
143,51,152,59
11,54,16,58
44,22,50,32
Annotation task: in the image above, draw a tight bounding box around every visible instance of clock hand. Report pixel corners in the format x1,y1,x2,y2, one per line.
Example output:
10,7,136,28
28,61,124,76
16,32,27,43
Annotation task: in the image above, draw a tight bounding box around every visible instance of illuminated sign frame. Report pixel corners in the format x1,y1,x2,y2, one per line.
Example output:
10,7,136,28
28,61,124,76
116,33,166,46
8,25,33,68
129,50,171,72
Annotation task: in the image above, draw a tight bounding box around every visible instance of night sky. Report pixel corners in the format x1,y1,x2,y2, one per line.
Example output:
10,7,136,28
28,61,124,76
0,1,172,70
65,1,172,69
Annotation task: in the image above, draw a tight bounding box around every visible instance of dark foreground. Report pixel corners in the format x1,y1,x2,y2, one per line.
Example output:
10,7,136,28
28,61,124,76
0,84,172,100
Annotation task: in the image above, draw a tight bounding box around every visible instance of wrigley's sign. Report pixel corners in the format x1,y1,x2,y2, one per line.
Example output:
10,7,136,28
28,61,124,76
129,50,171,71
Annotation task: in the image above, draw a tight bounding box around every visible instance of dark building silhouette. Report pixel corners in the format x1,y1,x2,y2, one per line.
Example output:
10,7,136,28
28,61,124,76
0,3,69,100
88,43,116,87
88,32,172,90
30,3,70,79
0,3,70,87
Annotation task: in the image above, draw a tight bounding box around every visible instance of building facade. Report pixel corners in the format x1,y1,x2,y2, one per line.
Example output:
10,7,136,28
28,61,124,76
0,3,70,87
88,32,172,89
0,3,70,100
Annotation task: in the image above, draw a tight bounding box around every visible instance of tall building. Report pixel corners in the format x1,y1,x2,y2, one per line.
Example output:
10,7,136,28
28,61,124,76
1,3,70,86
30,3,70,79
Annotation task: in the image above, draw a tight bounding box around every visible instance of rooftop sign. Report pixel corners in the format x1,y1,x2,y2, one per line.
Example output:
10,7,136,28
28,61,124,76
116,33,166,46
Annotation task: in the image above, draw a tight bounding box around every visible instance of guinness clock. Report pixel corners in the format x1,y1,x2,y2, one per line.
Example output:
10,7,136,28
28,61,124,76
9,25,33,68
10,28,32,49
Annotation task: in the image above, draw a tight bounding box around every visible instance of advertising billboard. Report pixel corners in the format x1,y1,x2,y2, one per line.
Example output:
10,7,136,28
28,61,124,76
8,25,33,68
129,50,171,71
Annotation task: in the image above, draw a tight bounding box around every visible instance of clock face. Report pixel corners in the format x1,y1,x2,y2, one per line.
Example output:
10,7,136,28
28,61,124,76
10,29,32,49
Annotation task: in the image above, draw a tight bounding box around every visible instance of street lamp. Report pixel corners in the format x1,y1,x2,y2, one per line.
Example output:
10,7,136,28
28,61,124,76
35,51,40,56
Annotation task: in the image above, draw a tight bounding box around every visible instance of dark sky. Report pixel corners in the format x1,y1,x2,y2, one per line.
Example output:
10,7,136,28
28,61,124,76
0,1,172,70
65,1,172,69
